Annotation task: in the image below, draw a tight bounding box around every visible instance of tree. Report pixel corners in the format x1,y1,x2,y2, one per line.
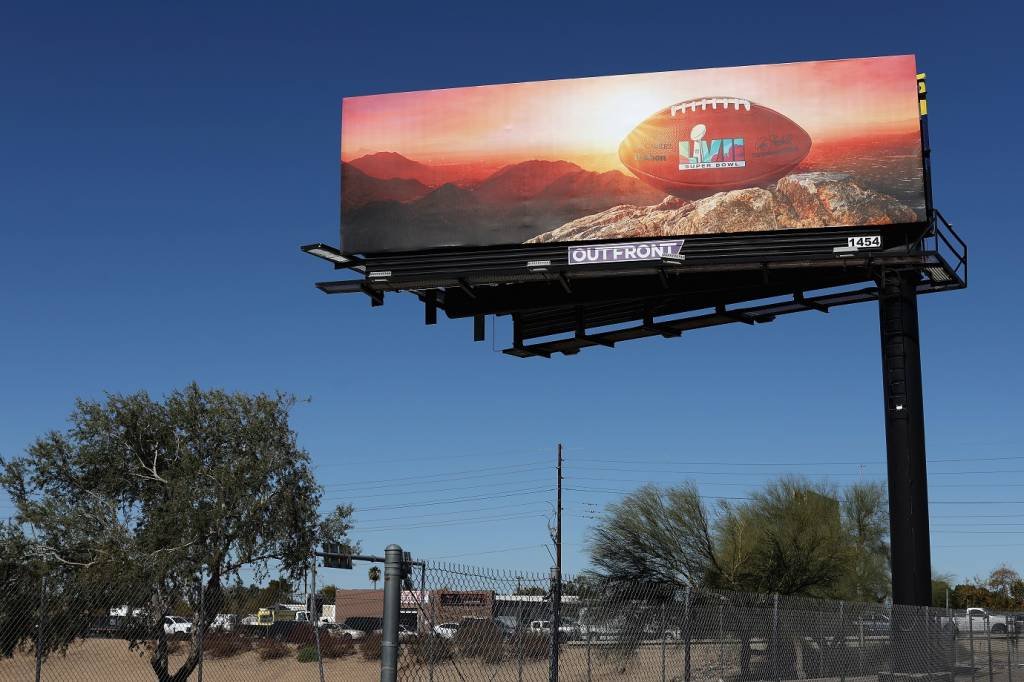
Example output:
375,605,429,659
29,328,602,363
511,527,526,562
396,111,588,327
319,583,337,606
987,565,1022,603
0,384,356,682
586,477,891,677
587,477,889,599
368,566,381,590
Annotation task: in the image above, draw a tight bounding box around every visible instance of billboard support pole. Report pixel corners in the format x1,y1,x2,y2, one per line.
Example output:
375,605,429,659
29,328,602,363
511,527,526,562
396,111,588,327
878,267,932,668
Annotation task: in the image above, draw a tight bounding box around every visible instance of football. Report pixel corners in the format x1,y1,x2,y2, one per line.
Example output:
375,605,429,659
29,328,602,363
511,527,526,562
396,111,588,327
618,97,812,198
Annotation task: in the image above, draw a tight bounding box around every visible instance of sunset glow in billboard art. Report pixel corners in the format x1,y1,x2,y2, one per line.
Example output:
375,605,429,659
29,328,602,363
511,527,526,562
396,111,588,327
341,55,926,254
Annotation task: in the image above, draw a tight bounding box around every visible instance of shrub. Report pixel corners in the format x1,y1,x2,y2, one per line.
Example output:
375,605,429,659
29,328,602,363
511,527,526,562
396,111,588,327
203,632,253,659
257,639,290,660
319,633,356,659
360,631,383,660
454,620,505,661
408,635,453,665
295,644,319,662
510,632,549,660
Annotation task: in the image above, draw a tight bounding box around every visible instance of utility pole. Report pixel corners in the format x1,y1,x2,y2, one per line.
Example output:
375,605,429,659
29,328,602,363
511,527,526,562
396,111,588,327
549,443,563,682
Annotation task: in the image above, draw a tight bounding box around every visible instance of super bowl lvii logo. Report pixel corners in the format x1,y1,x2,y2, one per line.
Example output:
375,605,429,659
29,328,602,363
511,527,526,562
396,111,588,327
678,123,746,171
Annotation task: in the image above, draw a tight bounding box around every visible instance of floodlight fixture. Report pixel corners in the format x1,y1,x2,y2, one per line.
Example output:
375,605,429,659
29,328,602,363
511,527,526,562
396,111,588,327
301,243,360,267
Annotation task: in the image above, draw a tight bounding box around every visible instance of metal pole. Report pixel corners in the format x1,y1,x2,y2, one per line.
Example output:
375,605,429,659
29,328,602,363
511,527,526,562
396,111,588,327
987,616,994,682
839,601,845,682
719,597,725,680
586,629,592,682
878,270,933,610
970,613,976,682
517,601,524,682
661,602,667,682
817,608,823,679
197,570,204,682
549,443,563,682
312,552,326,682
858,620,864,676
422,565,433,682
550,566,560,682
684,587,692,682
381,544,403,682
772,593,780,682
34,575,45,682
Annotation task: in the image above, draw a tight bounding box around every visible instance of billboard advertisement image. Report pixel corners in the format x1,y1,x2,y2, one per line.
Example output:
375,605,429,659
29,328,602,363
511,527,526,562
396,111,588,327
341,55,925,255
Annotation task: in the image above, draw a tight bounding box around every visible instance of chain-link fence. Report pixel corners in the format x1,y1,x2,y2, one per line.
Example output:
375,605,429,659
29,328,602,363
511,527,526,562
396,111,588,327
396,562,1023,682
0,571,384,681
2,562,1021,681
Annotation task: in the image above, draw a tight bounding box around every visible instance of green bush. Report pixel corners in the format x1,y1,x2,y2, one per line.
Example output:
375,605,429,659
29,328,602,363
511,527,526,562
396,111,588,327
203,632,252,659
510,632,549,660
257,639,290,660
408,635,453,664
454,620,505,661
295,645,319,662
319,633,356,659
360,631,383,660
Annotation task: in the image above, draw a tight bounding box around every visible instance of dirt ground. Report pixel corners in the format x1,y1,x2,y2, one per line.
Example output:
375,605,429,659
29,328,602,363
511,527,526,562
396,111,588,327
3,636,1014,681
1,638,724,681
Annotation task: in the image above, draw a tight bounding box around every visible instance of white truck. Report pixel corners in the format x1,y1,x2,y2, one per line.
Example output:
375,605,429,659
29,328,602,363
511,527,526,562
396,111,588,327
945,607,1012,634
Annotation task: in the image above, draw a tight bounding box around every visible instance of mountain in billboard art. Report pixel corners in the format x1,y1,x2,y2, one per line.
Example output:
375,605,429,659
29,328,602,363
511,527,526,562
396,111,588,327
618,97,812,198
340,55,927,254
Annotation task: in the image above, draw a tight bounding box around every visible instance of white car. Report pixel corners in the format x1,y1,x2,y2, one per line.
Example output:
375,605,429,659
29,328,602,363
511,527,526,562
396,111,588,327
211,614,237,631
433,622,460,640
162,616,192,638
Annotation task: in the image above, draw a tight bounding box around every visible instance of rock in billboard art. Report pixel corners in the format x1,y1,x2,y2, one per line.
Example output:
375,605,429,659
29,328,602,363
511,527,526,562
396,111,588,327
341,55,926,254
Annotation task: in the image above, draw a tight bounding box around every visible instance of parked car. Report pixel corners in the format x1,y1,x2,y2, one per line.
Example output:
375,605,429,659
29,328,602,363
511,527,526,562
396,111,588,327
433,622,460,640
338,616,383,640
211,614,237,632
528,619,579,641
162,616,192,638
854,613,891,637
86,615,148,640
943,608,1011,635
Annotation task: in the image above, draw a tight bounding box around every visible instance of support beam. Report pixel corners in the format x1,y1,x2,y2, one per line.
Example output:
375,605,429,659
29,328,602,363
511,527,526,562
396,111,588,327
424,290,437,325
473,315,485,342
878,270,932,607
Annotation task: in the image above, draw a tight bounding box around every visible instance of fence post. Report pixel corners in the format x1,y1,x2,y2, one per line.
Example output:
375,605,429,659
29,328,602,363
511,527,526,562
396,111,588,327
549,566,560,682
987,615,994,682
311,552,326,682
380,544,403,682
719,596,725,680
34,574,46,682
518,600,524,682
586,629,592,682
1008,617,1014,682
970,612,976,682
838,601,845,682
661,601,667,682
423,565,433,682
858,618,864,676
817,608,823,679
197,570,204,682
683,586,692,682
772,593,780,682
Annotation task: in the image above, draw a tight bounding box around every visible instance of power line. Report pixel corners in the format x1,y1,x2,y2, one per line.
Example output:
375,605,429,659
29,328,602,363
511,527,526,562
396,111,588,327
318,459,551,488
357,512,547,533
343,486,553,512
352,499,552,524
427,544,549,560
337,475,551,501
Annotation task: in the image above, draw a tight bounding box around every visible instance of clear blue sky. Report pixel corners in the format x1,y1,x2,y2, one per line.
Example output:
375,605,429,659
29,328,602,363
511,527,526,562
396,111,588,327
1,0,1021,592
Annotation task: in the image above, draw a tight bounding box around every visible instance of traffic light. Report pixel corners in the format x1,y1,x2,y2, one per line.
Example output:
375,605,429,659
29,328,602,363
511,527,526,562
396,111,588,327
321,543,353,569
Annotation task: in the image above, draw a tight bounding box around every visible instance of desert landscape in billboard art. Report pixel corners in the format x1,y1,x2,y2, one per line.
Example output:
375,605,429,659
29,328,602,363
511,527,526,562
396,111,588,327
341,56,926,254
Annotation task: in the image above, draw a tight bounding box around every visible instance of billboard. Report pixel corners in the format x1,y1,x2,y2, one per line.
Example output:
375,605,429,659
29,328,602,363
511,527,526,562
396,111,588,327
341,55,925,255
